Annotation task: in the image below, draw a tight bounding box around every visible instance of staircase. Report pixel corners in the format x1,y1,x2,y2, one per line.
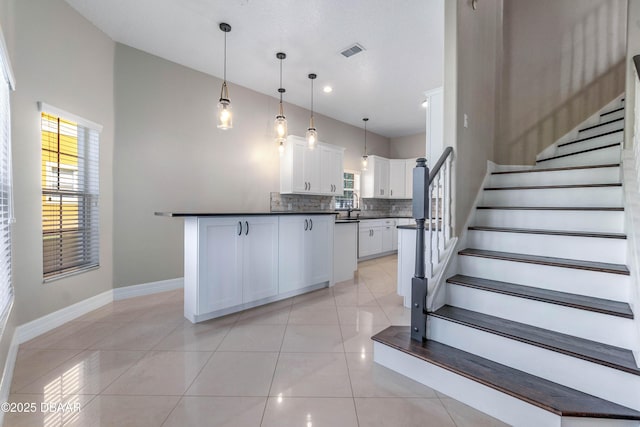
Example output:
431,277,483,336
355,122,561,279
374,97,640,426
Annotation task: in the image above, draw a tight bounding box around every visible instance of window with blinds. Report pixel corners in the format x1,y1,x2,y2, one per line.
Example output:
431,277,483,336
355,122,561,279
0,31,14,326
40,105,101,281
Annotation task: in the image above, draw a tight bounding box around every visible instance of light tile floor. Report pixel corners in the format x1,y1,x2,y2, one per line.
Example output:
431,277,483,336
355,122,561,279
6,255,507,426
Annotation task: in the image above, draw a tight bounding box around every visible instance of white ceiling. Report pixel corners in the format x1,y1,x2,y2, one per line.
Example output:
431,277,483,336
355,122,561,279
64,0,444,138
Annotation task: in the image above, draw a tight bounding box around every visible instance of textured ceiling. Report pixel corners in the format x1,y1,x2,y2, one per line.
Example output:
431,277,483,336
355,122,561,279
65,0,444,137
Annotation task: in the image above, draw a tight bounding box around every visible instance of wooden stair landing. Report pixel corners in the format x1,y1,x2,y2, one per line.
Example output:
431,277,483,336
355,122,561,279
372,326,640,420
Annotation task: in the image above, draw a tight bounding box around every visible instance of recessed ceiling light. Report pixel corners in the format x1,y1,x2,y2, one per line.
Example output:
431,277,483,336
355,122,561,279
323,86,333,93
421,100,429,108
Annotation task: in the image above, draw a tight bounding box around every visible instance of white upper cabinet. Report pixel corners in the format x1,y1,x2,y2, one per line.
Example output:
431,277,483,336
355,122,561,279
320,145,344,195
361,155,390,198
280,135,344,196
389,160,406,199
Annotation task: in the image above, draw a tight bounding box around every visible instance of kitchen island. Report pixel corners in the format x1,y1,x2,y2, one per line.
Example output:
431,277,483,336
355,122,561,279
157,212,336,323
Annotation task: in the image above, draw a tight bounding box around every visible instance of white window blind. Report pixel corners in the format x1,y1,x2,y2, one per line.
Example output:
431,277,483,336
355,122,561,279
0,23,14,328
40,103,101,281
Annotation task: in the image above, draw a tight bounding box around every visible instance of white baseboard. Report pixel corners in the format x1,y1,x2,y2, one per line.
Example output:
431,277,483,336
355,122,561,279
113,277,183,301
16,289,114,344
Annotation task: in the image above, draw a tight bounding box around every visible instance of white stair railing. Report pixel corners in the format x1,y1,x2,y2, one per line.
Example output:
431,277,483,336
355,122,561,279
426,147,454,278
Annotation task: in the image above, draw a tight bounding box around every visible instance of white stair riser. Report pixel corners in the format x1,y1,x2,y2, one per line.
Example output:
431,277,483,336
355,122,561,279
373,342,562,427
446,284,635,348
535,145,621,168
474,209,625,233
553,133,623,157
578,122,625,139
482,187,623,207
429,318,640,412
467,230,626,264
459,256,630,301
488,168,620,188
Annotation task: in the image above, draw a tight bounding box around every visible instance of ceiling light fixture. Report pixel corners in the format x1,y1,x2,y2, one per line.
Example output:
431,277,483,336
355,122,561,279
217,22,232,130
421,99,429,108
361,117,369,171
275,52,287,154
323,86,333,93
306,73,318,149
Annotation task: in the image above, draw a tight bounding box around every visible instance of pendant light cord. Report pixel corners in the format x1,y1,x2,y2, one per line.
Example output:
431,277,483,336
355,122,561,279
223,30,227,83
310,78,314,118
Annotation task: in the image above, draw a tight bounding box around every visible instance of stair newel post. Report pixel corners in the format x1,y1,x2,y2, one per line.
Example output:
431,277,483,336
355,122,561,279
411,158,429,342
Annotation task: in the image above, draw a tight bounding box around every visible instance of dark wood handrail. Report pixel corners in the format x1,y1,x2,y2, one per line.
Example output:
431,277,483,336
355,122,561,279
428,146,454,184
634,55,640,79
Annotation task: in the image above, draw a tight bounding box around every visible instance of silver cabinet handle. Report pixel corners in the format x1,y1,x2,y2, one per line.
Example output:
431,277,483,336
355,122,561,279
309,218,313,230
309,182,311,191
304,219,308,230
391,189,393,196
245,221,249,235
238,221,242,236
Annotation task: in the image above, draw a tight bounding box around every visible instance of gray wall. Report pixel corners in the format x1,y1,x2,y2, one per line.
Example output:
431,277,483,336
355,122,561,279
496,0,627,165
113,44,390,288
0,0,114,385
4,0,115,324
389,133,426,159
451,0,503,236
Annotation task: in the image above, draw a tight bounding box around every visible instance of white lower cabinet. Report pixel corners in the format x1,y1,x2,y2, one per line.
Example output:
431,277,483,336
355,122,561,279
184,214,333,323
358,218,402,259
279,215,332,294
194,217,278,315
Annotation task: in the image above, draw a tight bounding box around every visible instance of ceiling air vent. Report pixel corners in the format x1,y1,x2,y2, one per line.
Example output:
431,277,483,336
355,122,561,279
340,43,365,58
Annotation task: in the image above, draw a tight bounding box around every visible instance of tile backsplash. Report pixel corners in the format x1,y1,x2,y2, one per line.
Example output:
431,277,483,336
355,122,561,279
270,192,413,217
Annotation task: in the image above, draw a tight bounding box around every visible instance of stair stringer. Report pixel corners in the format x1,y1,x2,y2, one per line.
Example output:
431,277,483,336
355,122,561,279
621,148,640,367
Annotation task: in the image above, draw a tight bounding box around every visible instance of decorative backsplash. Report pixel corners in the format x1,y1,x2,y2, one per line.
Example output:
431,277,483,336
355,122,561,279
270,192,413,217
270,192,335,212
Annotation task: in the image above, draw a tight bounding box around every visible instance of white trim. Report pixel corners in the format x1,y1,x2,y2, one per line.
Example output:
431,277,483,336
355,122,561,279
0,330,18,427
15,290,113,344
113,277,183,300
38,102,103,132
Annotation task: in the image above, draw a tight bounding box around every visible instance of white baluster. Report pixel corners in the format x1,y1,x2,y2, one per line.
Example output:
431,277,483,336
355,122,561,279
435,172,442,263
444,156,452,243
427,182,434,278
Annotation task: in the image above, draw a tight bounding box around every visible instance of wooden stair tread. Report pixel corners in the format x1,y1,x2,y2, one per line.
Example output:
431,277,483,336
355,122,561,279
430,305,639,375
458,248,630,275
537,143,622,163
446,275,633,318
468,225,626,239
579,117,624,132
372,326,640,419
601,107,624,117
491,164,620,175
476,206,624,211
484,183,621,191
557,129,623,148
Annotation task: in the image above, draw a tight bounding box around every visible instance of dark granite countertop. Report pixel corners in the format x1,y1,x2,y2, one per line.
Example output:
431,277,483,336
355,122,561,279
397,222,441,230
156,211,339,218
335,220,360,224
350,215,413,220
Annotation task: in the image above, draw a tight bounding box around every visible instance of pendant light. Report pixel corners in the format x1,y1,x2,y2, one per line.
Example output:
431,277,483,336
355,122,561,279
217,22,232,130
361,118,369,171
306,73,318,149
275,52,287,154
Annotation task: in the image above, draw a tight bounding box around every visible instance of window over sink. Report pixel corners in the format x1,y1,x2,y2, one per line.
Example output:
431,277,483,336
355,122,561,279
335,170,360,209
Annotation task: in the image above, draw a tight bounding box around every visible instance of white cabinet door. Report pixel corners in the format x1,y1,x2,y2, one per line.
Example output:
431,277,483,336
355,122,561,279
370,226,383,254
389,160,406,199
290,138,307,193
320,146,343,195
278,216,307,294
243,217,279,302
198,218,243,313
359,226,373,258
374,157,390,198
305,146,321,194
382,225,393,252
307,216,332,285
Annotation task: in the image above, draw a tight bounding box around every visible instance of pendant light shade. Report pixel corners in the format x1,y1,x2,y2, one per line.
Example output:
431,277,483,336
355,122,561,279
275,52,288,153
217,23,232,130
306,73,318,149
361,118,369,171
